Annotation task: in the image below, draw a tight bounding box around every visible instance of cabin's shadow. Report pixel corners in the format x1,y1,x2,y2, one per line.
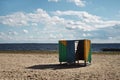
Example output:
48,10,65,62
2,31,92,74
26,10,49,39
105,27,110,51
26,63,89,70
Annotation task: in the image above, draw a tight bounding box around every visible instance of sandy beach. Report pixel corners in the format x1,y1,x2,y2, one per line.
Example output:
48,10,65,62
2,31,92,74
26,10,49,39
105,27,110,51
0,52,120,80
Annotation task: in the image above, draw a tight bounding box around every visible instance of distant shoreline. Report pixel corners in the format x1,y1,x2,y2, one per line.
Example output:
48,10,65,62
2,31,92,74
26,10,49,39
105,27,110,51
0,50,120,55
0,43,120,52
0,50,58,54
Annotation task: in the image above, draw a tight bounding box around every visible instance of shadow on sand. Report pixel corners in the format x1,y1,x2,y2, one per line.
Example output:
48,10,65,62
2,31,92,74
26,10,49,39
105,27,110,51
26,63,89,70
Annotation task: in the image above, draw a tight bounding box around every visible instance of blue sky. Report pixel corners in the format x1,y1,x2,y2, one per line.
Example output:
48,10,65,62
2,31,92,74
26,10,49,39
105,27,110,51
0,0,120,43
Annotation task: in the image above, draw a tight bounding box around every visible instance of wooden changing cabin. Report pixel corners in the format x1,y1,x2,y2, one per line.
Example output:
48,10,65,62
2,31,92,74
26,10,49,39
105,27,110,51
59,39,92,66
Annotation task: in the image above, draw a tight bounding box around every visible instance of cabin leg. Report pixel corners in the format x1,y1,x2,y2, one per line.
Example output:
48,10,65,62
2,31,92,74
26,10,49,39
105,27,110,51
60,62,62,65
77,60,79,64
84,60,86,66
73,61,76,64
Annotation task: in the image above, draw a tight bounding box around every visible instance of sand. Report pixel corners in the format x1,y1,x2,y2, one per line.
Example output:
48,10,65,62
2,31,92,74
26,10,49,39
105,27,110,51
0,52,120,80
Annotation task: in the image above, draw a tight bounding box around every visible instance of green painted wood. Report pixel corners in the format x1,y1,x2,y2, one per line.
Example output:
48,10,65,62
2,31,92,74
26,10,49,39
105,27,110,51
88,45,92,63
59,41,67,62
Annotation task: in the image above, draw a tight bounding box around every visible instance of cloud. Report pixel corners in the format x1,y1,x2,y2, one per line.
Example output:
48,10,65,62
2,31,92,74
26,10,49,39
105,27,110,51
0,32,5,36
49,34,57,39
0,12,28,27
83,33,91,37
28,9,50,23
8,31,18,35
67,0,85,7
0,9,64,27
48,0,85,7
52,10,120,42
0,9,120,43
0,32,13,41
31,23,38,26
23,29,28,34
48,0,60,2
53,10,120,31
0,9,48,27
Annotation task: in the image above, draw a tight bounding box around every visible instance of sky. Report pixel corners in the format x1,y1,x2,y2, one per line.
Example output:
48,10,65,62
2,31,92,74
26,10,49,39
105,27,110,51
0,0,120,43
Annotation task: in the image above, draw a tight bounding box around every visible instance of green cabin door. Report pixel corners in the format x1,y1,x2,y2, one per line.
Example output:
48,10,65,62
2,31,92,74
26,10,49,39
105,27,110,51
59,41,67,62
67,41,75,63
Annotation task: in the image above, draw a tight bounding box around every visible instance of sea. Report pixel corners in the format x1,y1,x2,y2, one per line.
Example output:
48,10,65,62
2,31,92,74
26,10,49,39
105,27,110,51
0,43,120,52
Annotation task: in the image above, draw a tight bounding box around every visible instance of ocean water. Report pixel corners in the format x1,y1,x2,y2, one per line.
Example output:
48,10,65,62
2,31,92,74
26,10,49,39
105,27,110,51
0,43,120,52
91,43,120,52
0,43,58,51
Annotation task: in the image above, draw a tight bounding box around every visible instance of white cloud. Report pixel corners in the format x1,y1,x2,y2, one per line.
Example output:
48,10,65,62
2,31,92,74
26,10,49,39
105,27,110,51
0,9,120,43
0,12,28,27
68,0,85,7
48,0,85,7
31,23,38,26
49,34,57,39
8,31,18,35
0,32,5,36
83,33,91,37
0,32,13,41
23,29,28,34
53,10,120,31
108,37,113,39
28,9,50,23
0,9,49,27
48,0,59,2
53,10,101,22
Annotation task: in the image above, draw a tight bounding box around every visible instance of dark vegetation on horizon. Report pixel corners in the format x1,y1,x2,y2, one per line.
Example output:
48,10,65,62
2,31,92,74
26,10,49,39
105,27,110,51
0,50,120,55
0,50,58,54
101,48,120,52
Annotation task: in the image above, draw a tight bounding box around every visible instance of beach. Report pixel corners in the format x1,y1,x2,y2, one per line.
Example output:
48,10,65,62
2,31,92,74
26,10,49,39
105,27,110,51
0,51,120,80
